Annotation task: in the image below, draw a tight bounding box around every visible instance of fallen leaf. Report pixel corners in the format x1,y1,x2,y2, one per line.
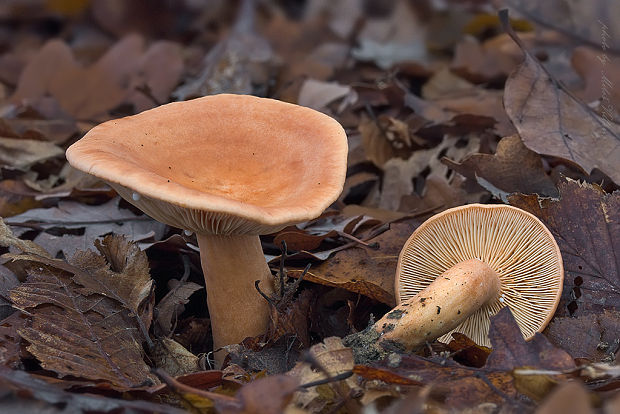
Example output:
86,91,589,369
287,337,360,413
443,134,559,201
155,279,202,337
545,310,620,362
352,1,428,69
571,46,620,113
290,221,418,306
0,137,64,169
505,0,620,51
173,0,272,100
152,338,200,377
501,12,620,184
216,374,299,414
485,308,574,372
0,264,19,320
0,365,184,413
297,79,352,111
359,115,415,167
0,312,29,368
535,381,594,414
8,234,157,388
380,135,480,210
6,197,166,259
509,178,620,316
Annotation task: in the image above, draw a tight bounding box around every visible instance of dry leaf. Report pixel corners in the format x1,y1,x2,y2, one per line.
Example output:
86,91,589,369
155,280,202,337
359,115,414,167
6,198,166,259
0,137,64,169
0,366,185,414
287,337,360,412
509,178,619,316
152,338,200,377
380,135,480,210
545,310,620,362
535,381,594,414
290,221,417,306
8,234,157,388
297,79,352,111
505,0,620,50
443,134,559,201
502,13,620,184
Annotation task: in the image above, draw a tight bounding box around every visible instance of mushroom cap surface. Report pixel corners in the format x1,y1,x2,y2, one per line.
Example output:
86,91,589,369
66,94,348,235
396,204,563,346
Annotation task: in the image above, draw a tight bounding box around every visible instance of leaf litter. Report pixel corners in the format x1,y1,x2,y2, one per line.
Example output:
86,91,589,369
0,1,619,412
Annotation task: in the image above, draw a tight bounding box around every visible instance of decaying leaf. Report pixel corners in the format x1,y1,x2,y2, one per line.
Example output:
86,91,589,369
290,221,418,306
380,135,480,210
443,134,559,201
0,137,64,169
501,11,620,184
6,197,166,259
287,337,360,413
509,178,619,316
0,366,185,414
173,0,272,100
7,234,157,388
155,279,202,337
545,310,620,362
152,338,200,377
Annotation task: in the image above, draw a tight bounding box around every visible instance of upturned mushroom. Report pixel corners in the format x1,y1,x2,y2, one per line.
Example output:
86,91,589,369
372,204,563,353
66,94,348,364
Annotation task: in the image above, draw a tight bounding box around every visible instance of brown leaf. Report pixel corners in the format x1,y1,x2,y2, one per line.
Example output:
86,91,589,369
505,0,620,51
501,13,620,184
509,178,620,316
359,115,413,167
446,333,491,368
0,312,29,368
155,279,202,337
545,310,620,362
297,79,352,112
266,289,313,348
152,338,200,377
571,46,620,113
535,381,594,414
0,137,64,169
0,366,185,414
8,235,157,388
70,235,153,327
443,134,559,201
287,337,360,412
216,375,299,414
0,217,51,258
380,135,480,210
290,221,418,306
485,307,575,372
6,198,166,259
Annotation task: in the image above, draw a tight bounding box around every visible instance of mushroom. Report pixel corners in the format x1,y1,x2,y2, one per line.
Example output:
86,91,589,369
374,204,563,352
65,94,348,364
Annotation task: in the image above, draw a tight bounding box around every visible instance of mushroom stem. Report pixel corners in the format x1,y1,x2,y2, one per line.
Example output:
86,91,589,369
376,259,500,352
196,234,274,365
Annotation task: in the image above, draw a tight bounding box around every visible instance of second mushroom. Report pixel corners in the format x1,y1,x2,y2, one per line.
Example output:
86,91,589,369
372,204,564,353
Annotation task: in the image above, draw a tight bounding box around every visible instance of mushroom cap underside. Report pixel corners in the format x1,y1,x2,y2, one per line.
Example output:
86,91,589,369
396,204,563,346
66,94,348,234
